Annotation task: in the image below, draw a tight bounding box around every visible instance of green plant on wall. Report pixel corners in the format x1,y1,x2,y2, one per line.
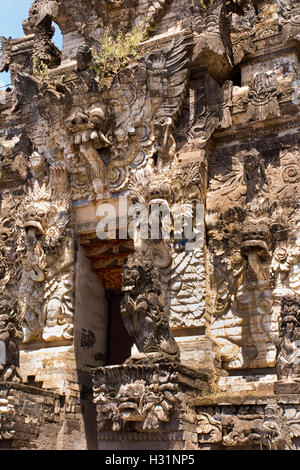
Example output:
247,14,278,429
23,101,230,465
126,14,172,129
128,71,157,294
198,0,241,9
90,22,148,81
198,0,214,8
32,56,49,81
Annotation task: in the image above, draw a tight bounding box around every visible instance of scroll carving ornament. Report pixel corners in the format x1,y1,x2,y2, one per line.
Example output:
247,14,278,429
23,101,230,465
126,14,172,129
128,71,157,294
0,395,15,440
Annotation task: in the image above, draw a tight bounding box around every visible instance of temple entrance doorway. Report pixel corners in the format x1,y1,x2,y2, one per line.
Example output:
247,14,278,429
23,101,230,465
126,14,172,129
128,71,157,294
79,233,135,367
106,291,133,366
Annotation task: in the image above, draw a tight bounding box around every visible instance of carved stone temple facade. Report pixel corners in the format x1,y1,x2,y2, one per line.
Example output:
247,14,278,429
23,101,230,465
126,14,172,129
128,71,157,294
0,0,300,451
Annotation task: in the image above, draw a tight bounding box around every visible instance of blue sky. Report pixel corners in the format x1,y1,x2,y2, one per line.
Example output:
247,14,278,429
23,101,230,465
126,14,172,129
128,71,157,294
0,0,62,88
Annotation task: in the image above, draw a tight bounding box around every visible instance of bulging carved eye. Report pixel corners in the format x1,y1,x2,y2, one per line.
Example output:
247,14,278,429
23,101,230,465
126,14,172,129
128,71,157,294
131,270,139,280
37,210,46,218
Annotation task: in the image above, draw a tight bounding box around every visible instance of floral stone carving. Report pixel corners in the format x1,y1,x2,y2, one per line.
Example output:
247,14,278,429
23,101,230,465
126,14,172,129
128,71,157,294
92,363,209,432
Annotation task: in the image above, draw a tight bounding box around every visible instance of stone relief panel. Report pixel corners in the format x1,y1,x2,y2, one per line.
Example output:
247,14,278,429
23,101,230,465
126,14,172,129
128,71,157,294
275,296,300,382
9,32,192,204
128,160,207,330
244,71,280,123
0,144,75,349
65,33,192,200
18,162,74,344
0,190,25,381
206,144,300,369
93,361,208,433
93,365,180,432
0,394,15,441
197,403,294,449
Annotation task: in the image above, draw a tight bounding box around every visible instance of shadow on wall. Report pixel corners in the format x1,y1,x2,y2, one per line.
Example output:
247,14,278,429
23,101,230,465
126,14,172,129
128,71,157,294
74,245,109,449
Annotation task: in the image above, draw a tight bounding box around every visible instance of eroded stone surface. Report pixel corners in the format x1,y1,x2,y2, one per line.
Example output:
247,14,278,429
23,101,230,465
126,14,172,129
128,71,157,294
0,0,300,451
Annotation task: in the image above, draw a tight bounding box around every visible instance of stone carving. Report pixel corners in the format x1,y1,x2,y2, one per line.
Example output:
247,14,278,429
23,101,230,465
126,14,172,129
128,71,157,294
108,33,191,188
245,72,280,123
121,252,180,364
275,297,300,382
206,144,300,368
94,365,179,432
279,0,300,43
222,404,292,449
0,36,12,74
197,404,292,450
221,413,264,447
23,0,173,50
193,1,233,83
128,161,206,329
66,104,112,198
262,404,293,450
0,296,23,382
64,33,192,199
0,195,24,381
93,362,209,433
1,0,300,452
0,396,15,440
197,409,222,444
230,0,256,65
0,133,32,180
17,162,74,343
207,148,268,211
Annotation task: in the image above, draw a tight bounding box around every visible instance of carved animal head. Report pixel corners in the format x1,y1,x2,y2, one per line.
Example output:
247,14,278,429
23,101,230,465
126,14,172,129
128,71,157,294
66,105,111,149
122,252,161,296
262,404,292,450
279,297,300,333
241,220,270,255
118,380,146,422
21,164,71,247
129,162,202,207
23,182,51,236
